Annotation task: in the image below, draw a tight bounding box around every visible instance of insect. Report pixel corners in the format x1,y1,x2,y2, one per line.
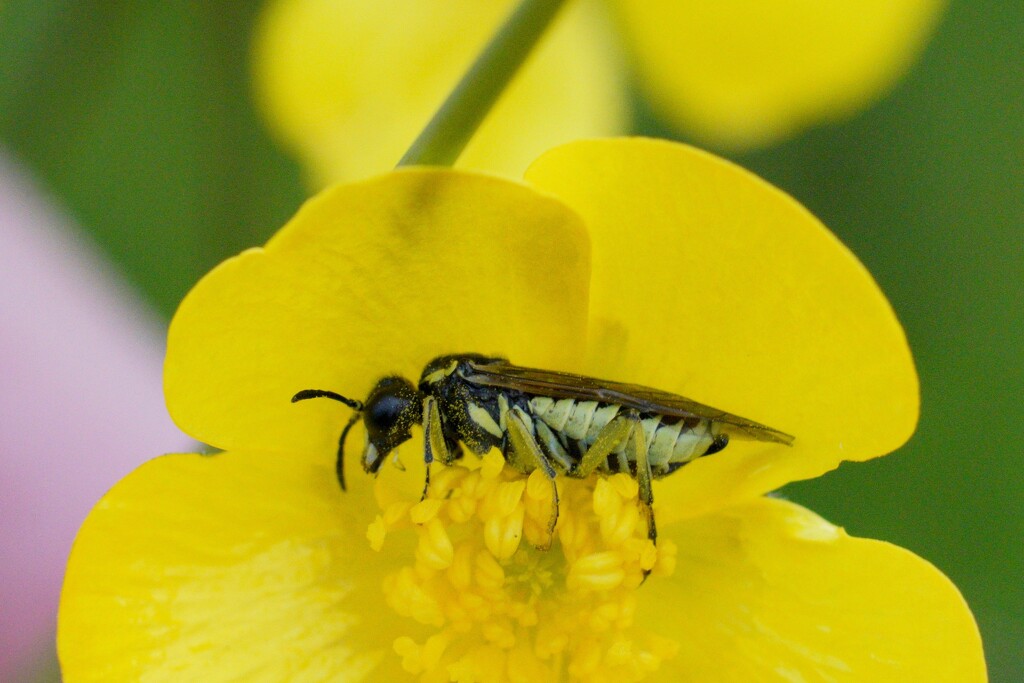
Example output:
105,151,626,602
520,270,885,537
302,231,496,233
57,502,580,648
293,353,793,547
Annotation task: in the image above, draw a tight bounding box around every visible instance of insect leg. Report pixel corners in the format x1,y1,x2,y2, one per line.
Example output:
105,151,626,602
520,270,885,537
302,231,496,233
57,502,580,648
421,396,450,500
623,410,657,547
573,415,633,478
506,407,559,549
534,421,574,472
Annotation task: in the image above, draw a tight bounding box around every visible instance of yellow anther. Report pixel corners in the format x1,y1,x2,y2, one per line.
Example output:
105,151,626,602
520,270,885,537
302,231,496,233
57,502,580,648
526,469,553,500
480,450,505,480
467,469,499,501
568,551,626,592
484,507,525,560
447,493,476,523
554,509,585,557
430,465,466,498
600,500,640,545
592,477,622,517
420,632,451,671
523,494,549,521
494,479,526,517
454,470,482,501
529,494,554,519
366,514,386,552
575,550,623,574
652,539,677,577
388,567,445,626
448,543,474,590
384,500,412,526
393,636,422,674
609,473,639,499
612,538,651,585
410,498,444,524
416,518,455,570
459,592,492,622
474,549,506,591
522,517,542,546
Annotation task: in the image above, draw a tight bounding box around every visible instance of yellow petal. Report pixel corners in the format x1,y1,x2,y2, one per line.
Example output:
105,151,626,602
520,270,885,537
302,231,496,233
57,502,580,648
165,169,590,455
58,449,412,681
609,0,945,148
253,0,627,185
526,138,918,517
642,497,986,682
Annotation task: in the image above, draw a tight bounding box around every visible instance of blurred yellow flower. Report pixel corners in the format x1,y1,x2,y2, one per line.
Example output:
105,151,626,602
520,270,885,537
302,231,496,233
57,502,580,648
253,0,628,186
609,0,946,149
253,0,945,184
59,139,985,681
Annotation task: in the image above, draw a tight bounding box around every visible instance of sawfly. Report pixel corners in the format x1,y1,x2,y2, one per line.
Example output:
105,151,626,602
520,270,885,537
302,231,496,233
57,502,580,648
293,353,794,547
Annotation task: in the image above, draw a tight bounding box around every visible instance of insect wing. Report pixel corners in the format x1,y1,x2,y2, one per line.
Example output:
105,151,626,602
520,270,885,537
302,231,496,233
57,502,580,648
465,360,794,446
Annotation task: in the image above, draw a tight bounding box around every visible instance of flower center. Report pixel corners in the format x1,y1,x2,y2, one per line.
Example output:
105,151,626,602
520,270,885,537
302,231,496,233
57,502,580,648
368,451,679,682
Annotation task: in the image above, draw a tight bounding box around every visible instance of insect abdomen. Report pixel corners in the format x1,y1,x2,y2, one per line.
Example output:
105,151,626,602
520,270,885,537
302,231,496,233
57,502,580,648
528,397,719,477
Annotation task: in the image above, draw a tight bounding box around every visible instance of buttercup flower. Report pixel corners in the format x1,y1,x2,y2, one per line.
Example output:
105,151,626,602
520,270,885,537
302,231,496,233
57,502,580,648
59,139,985,681
254,0,945,184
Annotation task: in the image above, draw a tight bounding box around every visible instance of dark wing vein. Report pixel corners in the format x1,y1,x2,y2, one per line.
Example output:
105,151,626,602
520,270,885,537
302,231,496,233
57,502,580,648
465,360,794,446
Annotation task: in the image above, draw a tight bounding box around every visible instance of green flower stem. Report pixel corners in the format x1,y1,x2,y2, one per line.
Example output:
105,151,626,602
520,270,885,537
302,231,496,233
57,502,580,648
397,0,571,168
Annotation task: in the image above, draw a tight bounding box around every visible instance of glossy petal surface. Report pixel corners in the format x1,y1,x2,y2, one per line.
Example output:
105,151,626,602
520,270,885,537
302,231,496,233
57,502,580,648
527,139,918,517
610,0,945,148
165,169,590,455
253,0,626,185
58,449,412,682
642,497,986,682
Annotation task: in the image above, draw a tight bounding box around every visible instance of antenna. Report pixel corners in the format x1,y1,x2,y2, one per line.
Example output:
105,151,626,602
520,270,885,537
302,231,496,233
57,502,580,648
291,389,364,411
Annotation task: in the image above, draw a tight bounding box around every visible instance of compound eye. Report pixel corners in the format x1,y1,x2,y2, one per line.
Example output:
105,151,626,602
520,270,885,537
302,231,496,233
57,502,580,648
363,376,419,440
366,393,408,433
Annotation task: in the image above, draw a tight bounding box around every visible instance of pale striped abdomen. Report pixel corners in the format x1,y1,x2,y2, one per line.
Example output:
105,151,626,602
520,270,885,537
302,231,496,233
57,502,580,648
527,396,720,478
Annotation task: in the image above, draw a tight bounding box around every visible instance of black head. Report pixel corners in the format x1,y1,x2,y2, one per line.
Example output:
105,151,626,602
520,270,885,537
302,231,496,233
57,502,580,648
291,376,421,490
361,376,422,473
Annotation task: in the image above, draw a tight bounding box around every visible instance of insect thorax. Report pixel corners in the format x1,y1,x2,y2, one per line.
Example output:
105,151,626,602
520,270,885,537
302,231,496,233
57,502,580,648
419,354,516,457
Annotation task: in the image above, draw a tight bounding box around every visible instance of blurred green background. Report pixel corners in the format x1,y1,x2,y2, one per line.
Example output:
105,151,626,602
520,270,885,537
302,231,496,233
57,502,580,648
1,1,1019,680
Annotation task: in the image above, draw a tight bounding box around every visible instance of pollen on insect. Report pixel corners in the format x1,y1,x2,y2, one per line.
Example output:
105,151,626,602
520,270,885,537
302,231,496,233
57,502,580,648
370,451,679,682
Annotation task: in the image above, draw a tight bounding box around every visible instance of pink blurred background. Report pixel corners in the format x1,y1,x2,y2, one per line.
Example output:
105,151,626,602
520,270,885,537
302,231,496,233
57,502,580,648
0,153,190,679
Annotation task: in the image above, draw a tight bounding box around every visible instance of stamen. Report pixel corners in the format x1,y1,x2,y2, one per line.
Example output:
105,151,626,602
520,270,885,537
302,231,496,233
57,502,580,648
371,457,678,682
416,518,455,570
